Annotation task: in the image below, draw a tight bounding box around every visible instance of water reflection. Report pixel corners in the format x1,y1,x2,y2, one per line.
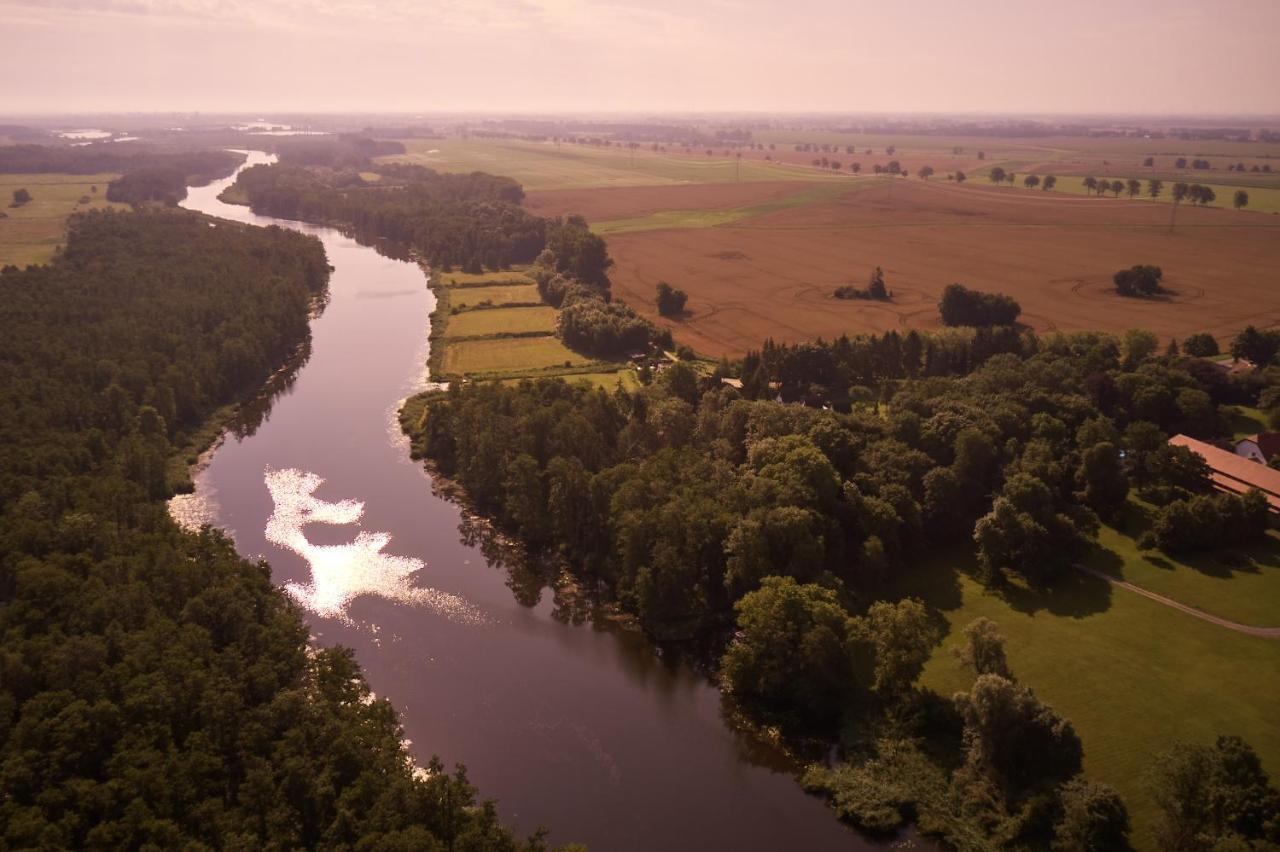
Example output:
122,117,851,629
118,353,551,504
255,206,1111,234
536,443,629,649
264,467,484,625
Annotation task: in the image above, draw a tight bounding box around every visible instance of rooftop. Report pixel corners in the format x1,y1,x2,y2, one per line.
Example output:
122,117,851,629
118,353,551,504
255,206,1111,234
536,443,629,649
1170,434,1280,513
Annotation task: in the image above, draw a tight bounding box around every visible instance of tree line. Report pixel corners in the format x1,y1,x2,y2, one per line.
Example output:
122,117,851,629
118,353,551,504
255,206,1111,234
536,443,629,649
0,144,244,185
0,209,560,850
231,162,543,272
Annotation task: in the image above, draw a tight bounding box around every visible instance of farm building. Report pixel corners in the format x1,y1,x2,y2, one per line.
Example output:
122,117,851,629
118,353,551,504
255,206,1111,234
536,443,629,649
1169,434,1280,515
1234,432,1280,464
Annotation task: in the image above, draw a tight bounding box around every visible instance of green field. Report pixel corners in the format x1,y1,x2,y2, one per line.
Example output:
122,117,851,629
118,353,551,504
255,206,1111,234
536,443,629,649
1091,509,1280,628
440,335,599,378
433,267,535,287
500,368,640,392
443,306,558,338
446,283,542,309
383,138,846,191
0,173,126,266
978,174,1280,214
899,553,1280,850
592,182,856,234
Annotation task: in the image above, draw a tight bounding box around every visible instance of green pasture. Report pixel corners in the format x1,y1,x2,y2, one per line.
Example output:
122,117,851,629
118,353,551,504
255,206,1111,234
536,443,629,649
592,182,855,234
899,553,1280,850
446,283,541,309
384,138,845,191
0,172,126,266
440,334,599,379
443,306,558,338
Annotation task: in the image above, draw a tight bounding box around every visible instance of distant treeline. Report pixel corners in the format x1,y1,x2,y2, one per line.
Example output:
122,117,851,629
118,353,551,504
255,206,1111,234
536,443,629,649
0,209,553,850
0,144,244,185
270,133,406,167
231,162,543,271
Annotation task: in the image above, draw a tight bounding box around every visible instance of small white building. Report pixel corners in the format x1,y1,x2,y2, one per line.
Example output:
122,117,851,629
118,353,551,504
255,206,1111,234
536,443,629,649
1235,433,1280,465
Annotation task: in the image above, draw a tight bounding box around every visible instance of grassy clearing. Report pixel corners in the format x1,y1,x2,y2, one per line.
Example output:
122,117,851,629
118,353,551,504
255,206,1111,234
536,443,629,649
499,368,640,392
1090,505,1280,628
1225,405,1268,439
433,267,535,287
440,335,599,379
592,182,856,235
0,172,126,266
899,554,1280,851
383,138,844,191
443,306,558,338
446,283,541,309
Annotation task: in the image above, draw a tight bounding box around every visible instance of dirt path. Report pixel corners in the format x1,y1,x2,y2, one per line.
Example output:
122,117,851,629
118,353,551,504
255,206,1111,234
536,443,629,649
1077,565,1280,638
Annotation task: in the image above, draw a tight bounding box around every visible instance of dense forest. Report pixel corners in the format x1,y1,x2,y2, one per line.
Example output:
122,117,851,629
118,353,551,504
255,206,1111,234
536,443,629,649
230,162,543,271
0,144,244,185
404,328,1280,849
0,210,559,850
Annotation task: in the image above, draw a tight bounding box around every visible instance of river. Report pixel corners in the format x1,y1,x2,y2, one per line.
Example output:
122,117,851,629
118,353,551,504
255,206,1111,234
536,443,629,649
175,151,883,851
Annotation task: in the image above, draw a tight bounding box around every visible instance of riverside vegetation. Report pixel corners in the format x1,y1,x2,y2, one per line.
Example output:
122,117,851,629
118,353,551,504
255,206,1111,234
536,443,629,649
0,208,568,850
403,326,1280,849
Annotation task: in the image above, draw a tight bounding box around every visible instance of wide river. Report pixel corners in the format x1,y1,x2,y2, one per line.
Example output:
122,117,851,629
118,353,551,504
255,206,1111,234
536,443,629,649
176,152,882,851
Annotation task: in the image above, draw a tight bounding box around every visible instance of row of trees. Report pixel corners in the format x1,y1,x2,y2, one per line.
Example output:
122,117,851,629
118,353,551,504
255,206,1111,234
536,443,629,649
1,209,552,849
0,144,244,183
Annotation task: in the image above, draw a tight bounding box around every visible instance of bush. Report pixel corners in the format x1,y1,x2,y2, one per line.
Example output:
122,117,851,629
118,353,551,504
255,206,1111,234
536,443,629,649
656,281,688,316
1182,332,1220,357
1114,265,1164,298
939,283,1021,327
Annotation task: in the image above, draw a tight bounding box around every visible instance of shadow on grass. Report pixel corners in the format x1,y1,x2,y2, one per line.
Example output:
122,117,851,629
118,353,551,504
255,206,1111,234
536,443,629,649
1103,498,1278,581
997,561,1113,620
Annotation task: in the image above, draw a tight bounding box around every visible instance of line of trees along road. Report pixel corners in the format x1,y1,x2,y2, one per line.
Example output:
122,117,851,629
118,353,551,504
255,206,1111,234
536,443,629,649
404,322,1280,849
0,209,560,850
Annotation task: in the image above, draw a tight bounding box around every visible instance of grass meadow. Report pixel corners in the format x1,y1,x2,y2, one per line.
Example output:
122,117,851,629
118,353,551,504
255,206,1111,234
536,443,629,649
439,334,598,378
445,283,541,309
443,306,558,338
592,182,855,234
0,173,126,266
384,138,846,191
900,551,1280,850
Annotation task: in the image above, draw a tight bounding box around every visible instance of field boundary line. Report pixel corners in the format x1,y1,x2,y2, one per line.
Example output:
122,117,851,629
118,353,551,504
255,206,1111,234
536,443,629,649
1076,564,1280,638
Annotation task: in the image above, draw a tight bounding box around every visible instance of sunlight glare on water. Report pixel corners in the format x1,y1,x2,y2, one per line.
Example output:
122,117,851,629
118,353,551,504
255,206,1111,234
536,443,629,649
263,467,485,625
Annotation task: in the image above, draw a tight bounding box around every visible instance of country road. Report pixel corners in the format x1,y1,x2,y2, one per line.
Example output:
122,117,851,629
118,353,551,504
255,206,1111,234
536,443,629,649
1078,565,1280,639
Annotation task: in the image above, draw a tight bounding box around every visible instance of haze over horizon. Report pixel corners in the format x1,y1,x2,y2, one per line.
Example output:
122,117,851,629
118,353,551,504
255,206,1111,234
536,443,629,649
3,0,1278,116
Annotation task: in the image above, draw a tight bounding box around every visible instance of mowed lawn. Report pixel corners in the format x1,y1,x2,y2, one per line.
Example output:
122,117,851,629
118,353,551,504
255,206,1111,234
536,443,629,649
446,283,541,309
434,267,535,286
440,335,596,378
899,556,1280,851
383,138,844,191
0,173,125,266
1090,507,1280,628
443,306,558,338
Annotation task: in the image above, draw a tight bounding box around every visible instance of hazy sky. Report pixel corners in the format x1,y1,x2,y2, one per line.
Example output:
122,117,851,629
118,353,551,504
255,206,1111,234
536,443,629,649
3,0,1278,115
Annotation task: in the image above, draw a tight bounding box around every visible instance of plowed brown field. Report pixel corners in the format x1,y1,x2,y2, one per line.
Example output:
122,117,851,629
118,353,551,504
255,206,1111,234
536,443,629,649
606,179,1280,357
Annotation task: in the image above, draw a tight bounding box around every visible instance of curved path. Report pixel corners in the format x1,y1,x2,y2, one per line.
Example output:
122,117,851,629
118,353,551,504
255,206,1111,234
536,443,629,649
1077,565,1280,638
